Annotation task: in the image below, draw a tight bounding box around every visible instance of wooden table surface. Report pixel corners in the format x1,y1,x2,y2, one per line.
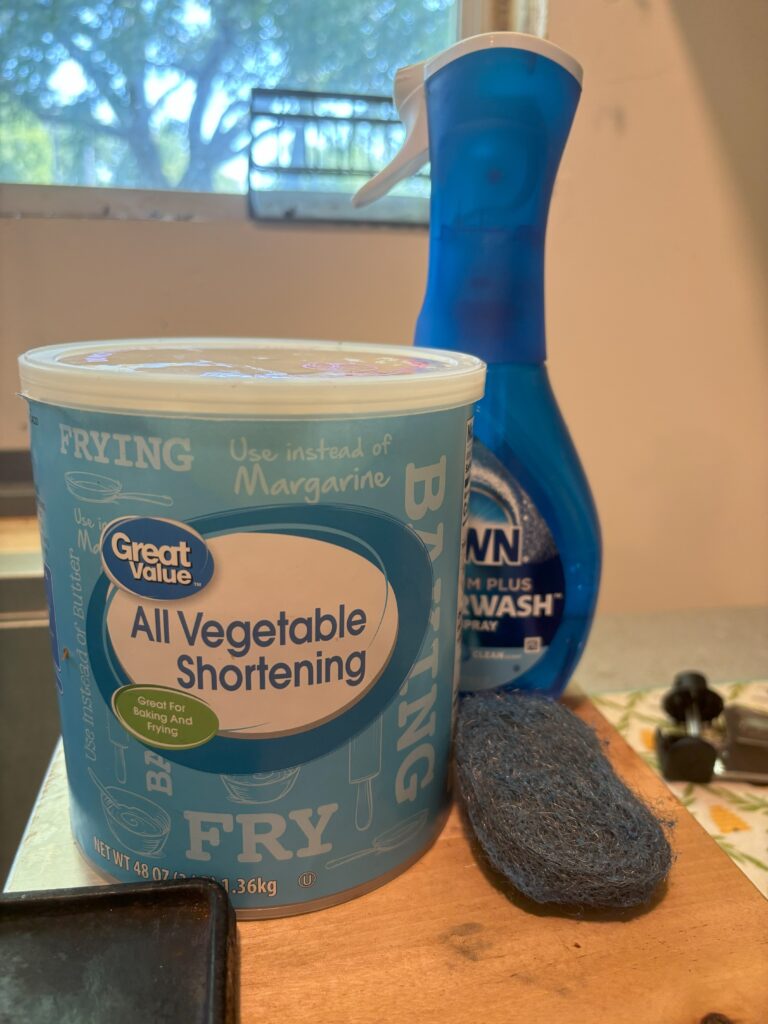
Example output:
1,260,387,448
236,695,768,1024
4,516,767,1018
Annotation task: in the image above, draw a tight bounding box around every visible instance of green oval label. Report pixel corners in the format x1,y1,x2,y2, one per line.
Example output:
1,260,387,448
112,685,219,750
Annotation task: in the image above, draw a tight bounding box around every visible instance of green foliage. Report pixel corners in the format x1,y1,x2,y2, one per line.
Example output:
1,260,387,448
713,835,768,873
706,786,768,815
0,96,54,183
0,0,457,191
155,121,189,187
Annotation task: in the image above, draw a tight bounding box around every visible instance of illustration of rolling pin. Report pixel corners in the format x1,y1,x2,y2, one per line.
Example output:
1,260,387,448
107,712,129,784
348,716,383,832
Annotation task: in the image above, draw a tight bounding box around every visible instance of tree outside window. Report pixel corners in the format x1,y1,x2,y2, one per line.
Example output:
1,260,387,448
0,0,457,193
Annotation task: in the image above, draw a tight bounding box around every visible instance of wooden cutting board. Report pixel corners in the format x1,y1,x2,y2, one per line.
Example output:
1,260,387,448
238,694,768,1023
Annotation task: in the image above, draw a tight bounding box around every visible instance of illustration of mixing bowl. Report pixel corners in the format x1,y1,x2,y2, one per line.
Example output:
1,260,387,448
89,769,171,857
220,766,300,805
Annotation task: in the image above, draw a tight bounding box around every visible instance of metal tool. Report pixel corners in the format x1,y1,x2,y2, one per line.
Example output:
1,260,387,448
656,671,768,785
655,671,724,783
714,704,768,784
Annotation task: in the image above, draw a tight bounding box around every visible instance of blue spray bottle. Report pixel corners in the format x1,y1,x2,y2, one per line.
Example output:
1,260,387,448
356,34,600,698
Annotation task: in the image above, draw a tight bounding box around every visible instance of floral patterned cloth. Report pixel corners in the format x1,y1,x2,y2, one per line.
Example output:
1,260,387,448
590,681,768,898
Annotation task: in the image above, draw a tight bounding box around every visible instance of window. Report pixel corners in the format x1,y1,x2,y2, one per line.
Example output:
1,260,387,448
247,88,431,223
0,0,458,196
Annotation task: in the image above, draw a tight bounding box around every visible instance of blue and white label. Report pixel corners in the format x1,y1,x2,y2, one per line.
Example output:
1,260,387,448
27,399,471,914
101,517,214,600
94,506,434,772
461,442,565,691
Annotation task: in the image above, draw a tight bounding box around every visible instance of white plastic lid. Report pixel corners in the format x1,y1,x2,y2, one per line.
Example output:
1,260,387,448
19,338,486,417
425,32,583,85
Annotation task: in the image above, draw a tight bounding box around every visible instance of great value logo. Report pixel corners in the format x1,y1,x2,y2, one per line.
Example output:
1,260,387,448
89,505,434,773
100,517,214,600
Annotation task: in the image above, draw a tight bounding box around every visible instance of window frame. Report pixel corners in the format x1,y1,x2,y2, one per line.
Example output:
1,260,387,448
0,181,247,222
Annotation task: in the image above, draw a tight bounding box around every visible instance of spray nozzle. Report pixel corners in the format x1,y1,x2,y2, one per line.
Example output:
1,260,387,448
352,60,429,208
353,33,583,211
355,33,584,365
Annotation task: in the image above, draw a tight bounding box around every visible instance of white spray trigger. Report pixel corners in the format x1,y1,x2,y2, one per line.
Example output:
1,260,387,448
393,60,424,113
352,61,429,208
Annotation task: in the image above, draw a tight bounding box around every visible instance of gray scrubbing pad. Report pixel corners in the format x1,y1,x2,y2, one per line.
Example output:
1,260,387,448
455,691,673,909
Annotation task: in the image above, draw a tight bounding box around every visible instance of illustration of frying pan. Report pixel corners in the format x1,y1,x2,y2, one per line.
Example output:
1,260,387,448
65,472,173,506
325,810,428,869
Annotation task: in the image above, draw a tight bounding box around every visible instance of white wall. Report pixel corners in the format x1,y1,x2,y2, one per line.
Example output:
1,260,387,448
1,0,766,613
546,0,768,612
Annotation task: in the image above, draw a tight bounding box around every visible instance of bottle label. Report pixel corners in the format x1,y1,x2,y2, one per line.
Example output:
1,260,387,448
27,398,473,914
460,442,565,691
